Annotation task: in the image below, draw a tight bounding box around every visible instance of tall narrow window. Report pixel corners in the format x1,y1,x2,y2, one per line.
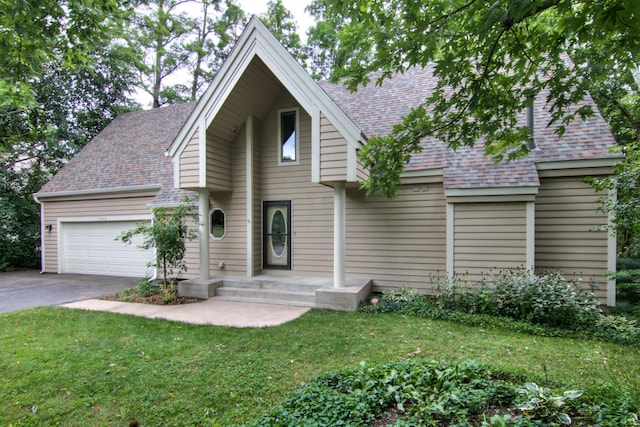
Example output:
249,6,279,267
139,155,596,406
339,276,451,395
279,109,298,163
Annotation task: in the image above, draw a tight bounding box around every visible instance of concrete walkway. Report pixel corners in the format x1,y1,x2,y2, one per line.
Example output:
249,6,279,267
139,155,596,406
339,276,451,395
62,298,311,328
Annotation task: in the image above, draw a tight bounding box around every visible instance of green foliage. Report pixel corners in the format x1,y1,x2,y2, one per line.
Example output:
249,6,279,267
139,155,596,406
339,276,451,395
177,0,247,101
0,0,132,108
362,271,640,346
0,45,138,270
307,0,638,198
589,144,640,257
126,0,195,108
589,69,640,257
129,0,248,106
611,257,640,315
259,0,306,64
118,200,198,286
247,359,636,426
0,164,46,270
479,272,599,328
517,382,583,425
373,286,419,312
2,308,640,425
136,278,161,297
248,360,519,427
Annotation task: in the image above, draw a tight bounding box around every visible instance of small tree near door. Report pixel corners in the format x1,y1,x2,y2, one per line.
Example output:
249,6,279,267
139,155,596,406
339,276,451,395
117,200,198,287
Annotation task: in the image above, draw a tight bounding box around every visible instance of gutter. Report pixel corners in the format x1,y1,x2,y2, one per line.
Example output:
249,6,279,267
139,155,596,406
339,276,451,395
34,184,162,200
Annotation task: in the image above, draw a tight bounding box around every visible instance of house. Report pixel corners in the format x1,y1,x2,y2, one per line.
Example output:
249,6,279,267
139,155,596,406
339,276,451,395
34,17,620,310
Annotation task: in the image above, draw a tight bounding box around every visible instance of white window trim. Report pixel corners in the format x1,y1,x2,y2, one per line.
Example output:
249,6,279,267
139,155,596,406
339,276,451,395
209,207,226,240
277,107,300,166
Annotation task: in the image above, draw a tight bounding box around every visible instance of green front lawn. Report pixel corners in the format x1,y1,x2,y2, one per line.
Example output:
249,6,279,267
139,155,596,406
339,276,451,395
1,307,638,426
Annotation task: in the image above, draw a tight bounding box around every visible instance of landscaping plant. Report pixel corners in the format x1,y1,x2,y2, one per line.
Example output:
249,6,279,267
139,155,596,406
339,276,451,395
117,199,197,288
245,359,636,426
362,270,640,346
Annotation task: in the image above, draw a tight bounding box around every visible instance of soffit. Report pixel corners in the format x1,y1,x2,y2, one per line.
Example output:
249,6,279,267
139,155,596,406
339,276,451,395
207,57,283,141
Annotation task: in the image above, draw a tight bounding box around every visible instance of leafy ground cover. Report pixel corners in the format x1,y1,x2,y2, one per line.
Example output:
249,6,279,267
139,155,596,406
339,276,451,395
1,307,639,426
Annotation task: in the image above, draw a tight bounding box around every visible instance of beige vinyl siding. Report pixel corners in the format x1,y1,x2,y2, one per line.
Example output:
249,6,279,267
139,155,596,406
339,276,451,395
355,154,368,182
259,92,334,276
207,125,248,276
453,202,527,283
40,193,155,273
252,119,262,274
181,216,200,279
179,130,200,189
535,176,609,301
346,182,447,292
206,126,232,191
319,114,347,182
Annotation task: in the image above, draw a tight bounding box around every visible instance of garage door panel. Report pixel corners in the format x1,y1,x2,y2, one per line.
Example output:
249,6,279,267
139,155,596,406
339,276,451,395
61,221,154,277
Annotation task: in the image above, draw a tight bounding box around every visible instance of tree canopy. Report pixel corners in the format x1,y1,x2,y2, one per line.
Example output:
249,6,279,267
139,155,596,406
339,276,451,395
0,0,132,109
307,0,639,198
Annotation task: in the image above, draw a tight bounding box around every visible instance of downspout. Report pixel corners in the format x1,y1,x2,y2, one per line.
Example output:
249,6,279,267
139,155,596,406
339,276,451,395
32,194,46,274
527,96,537,150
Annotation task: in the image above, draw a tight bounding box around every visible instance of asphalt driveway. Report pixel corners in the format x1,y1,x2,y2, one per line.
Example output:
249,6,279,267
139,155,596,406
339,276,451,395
0,270,139,313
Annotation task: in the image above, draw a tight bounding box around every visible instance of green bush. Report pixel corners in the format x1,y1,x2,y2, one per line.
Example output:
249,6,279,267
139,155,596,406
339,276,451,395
136,278,160,297
360,271,640,346
618,256,640,271
244,360,638,427
372,287,419,313
488,272,599,328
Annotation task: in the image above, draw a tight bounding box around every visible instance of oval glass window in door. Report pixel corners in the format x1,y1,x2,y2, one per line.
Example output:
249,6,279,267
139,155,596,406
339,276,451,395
270,209,287,258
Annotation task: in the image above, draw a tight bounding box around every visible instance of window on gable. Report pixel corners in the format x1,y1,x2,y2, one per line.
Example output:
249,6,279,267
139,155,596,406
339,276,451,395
210,208,226,240
279,109,298,164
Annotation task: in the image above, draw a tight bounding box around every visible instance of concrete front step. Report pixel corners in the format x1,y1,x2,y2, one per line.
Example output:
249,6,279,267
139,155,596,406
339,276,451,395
220,277,325,292
213,295,316,308
179,276,373,311
215,286,317,305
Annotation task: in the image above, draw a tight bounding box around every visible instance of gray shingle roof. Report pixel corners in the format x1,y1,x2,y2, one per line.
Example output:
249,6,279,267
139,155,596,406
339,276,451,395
320,67,619,189
38,103,196,204
39,66,619,200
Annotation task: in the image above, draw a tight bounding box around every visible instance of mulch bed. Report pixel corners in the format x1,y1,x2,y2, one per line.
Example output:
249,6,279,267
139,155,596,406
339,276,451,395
101,287,204,305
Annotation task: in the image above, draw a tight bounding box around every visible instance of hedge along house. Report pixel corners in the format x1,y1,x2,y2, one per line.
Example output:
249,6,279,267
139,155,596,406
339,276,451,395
35,17,621,310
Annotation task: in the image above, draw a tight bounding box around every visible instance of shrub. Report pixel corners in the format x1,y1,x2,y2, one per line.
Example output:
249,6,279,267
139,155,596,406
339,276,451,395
488,272,600,329
136,278,160,297
360,271,640,346
374,287,419,313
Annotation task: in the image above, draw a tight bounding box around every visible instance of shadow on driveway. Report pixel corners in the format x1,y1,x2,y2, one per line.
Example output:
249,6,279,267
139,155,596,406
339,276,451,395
0,270,139,313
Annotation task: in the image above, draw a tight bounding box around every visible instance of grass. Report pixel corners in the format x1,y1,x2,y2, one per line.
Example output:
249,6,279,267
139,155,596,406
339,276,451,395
1,307,639,426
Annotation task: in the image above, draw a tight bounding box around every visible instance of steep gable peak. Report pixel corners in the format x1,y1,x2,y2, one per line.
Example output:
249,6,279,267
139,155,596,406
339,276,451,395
169,16,363,160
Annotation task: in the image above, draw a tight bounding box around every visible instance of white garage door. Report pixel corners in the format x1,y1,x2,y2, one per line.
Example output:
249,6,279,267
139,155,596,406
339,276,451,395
61,221,154,277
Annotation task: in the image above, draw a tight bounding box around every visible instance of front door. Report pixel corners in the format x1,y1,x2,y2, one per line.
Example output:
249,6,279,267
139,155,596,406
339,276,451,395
263,201,291,269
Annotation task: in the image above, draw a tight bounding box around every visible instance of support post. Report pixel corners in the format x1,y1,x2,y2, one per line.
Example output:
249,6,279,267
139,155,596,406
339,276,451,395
246,116,254,278
446,203,454,281
198,188,210,281
526,201,535,272
333,182,346,288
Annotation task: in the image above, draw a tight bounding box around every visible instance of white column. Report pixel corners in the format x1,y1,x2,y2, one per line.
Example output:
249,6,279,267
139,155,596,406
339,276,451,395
246,115,254,278
526,201,535,272
198,188,210,281
446,202,454,280
333,181,346,288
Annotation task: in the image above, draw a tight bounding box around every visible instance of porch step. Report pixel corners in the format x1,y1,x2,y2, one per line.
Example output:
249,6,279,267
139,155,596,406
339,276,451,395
213,276,328,307
214,286,317,306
